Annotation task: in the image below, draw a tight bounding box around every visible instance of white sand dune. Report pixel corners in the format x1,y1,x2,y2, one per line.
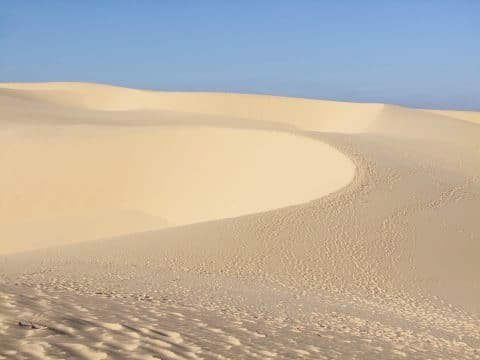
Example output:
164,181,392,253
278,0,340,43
0,125,354,254
0,83,479,359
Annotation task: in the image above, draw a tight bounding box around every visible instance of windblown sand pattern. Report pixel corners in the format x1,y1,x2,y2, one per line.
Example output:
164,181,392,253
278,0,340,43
1,83,479,359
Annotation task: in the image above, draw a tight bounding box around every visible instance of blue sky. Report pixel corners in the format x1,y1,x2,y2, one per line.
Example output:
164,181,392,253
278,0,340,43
1,1,479,109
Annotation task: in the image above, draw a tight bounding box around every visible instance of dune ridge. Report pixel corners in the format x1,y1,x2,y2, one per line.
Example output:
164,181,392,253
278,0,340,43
1,83,479,359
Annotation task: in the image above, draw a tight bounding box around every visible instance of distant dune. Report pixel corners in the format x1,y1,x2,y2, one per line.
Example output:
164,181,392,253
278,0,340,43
1,83,479,359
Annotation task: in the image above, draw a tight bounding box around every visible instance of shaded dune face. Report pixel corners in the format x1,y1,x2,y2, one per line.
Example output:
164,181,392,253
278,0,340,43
0,121,354,255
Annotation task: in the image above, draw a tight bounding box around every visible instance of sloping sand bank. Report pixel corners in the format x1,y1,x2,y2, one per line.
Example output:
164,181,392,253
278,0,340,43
1,83,479,359
0,125,353,254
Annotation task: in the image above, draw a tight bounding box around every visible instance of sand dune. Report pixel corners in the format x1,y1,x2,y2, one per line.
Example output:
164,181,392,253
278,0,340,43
1,83,479,359
0,125,353,254
0,84,355,254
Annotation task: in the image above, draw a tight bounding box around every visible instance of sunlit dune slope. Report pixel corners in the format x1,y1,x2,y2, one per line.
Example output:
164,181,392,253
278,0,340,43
0,82,382,132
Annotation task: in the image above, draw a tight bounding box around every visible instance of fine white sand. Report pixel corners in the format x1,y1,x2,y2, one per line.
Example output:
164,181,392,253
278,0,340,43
0,83,479,359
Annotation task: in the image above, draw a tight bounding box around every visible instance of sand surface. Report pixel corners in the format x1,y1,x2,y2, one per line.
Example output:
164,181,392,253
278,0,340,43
0,83,479,359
